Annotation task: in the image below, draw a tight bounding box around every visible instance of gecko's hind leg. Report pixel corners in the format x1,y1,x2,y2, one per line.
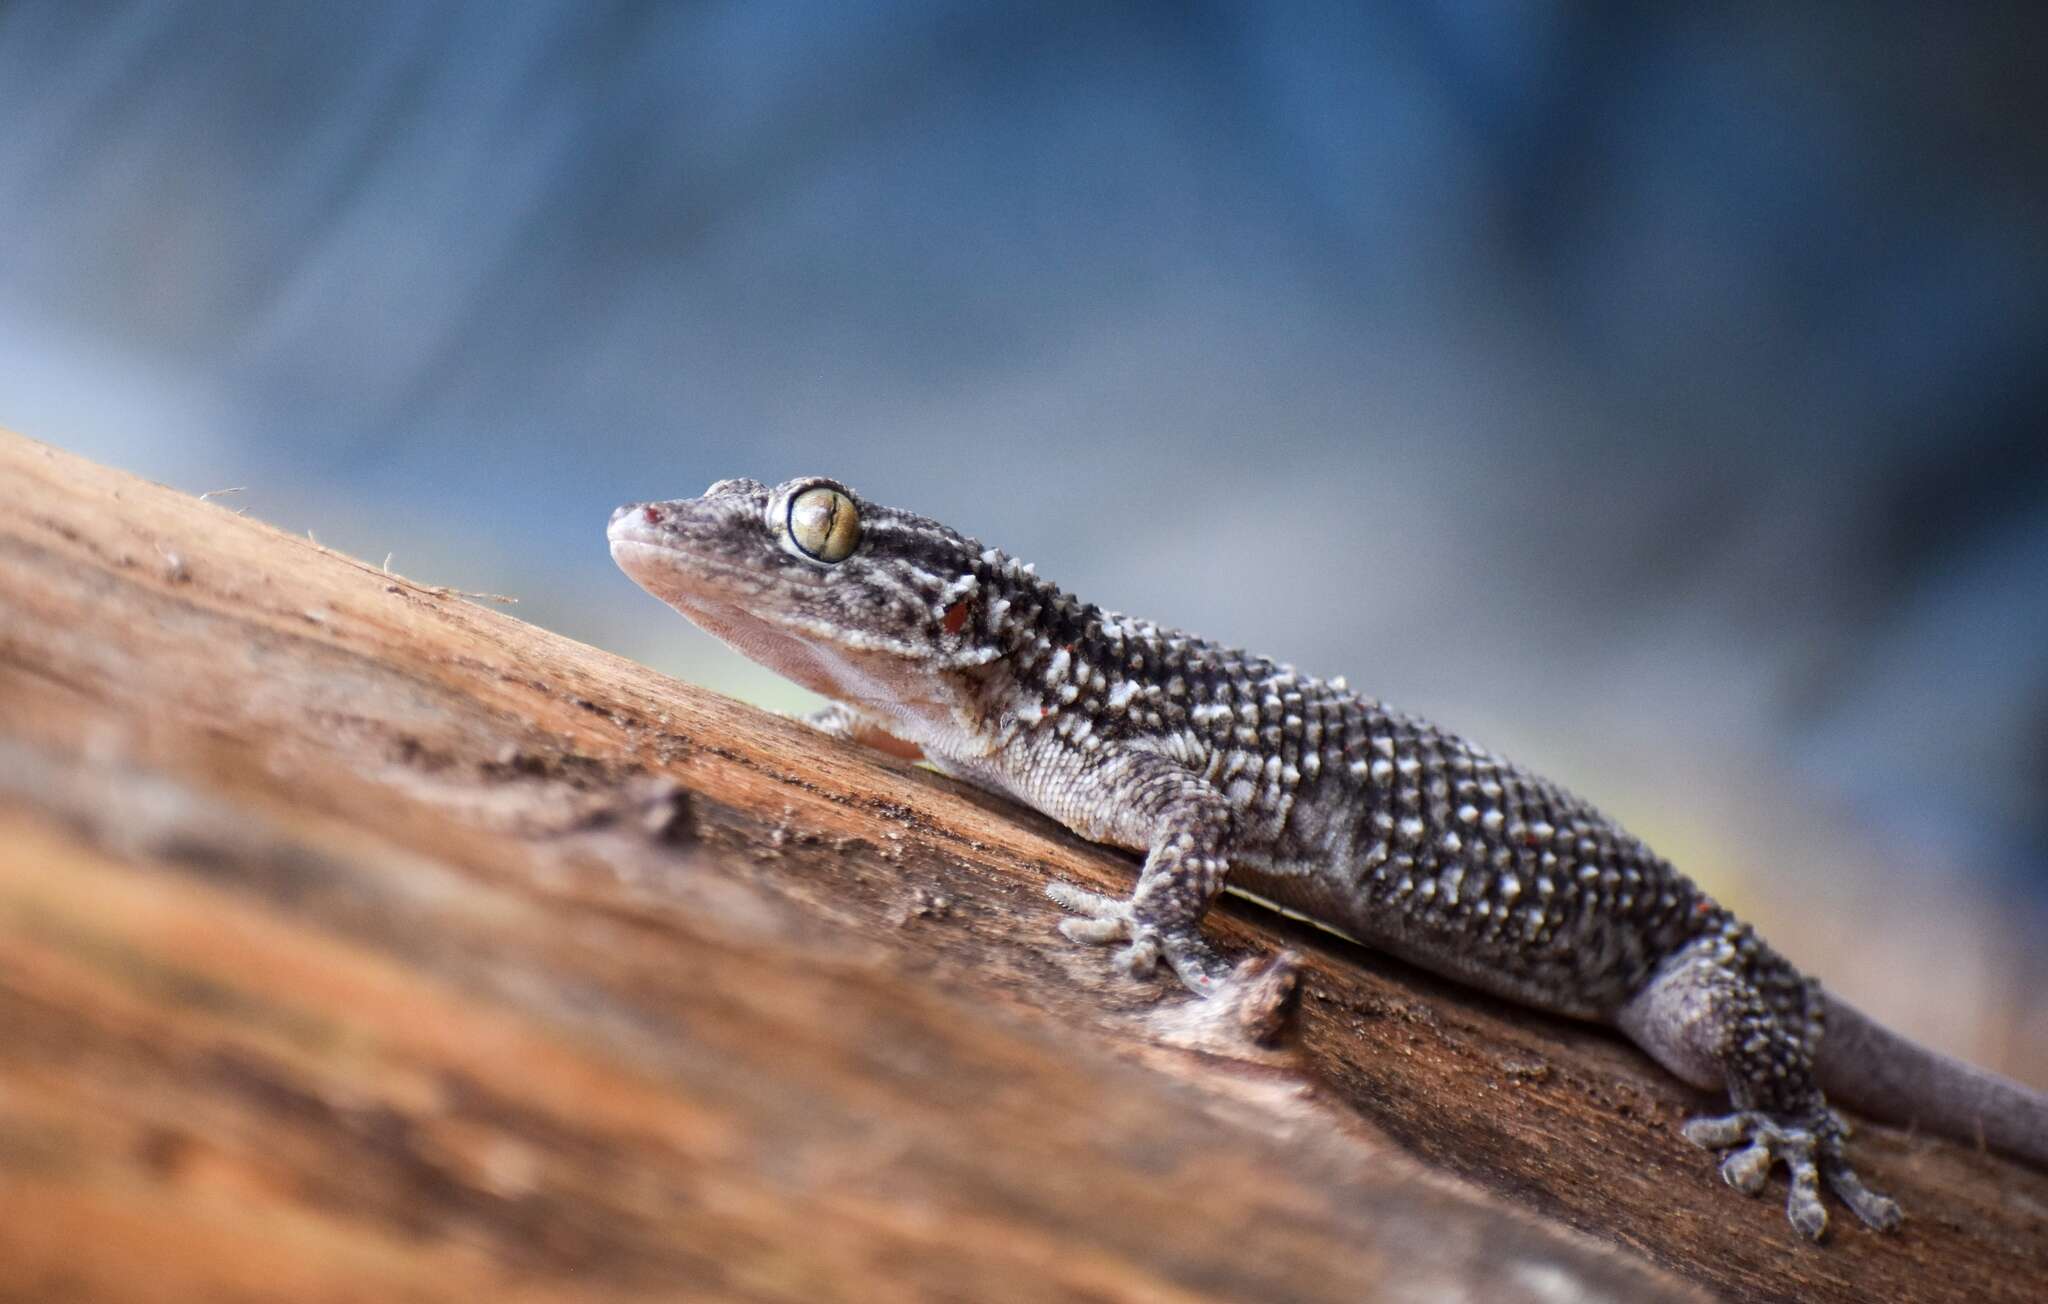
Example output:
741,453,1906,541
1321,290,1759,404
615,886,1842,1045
1619,931,1903,1239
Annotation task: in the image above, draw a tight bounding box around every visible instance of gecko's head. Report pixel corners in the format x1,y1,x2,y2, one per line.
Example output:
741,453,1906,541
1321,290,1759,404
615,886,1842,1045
607,476,1008,704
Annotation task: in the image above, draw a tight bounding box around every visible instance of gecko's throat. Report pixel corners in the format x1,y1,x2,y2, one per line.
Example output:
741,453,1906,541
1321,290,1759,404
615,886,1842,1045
606,529,956,721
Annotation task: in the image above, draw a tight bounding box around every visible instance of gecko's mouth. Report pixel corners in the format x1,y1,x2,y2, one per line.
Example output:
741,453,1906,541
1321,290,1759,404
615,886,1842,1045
607,535,783,604
608,533,927,705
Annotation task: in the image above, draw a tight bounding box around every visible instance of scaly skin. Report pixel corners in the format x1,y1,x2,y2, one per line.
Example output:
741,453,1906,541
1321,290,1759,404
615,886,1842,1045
608,474,2048,1240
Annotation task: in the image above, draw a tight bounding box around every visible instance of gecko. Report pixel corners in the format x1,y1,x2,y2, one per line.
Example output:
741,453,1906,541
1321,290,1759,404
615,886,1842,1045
607,474,2048,1240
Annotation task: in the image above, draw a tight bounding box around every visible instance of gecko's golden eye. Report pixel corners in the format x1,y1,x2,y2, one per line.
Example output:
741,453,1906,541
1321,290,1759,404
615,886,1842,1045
787,486,861,562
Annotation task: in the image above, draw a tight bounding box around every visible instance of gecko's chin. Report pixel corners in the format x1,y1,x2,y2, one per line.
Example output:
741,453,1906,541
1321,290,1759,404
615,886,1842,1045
674,594,938,707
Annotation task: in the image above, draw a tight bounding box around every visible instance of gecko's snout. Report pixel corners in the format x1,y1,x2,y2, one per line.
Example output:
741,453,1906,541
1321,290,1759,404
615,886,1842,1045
608,502,671,540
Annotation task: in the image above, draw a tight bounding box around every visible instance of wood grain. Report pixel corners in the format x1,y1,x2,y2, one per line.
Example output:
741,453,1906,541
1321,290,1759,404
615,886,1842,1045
0,429,2040,1302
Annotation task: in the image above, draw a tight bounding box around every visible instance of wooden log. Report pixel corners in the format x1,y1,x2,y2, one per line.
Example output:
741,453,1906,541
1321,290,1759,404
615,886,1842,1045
0,429,2039,1302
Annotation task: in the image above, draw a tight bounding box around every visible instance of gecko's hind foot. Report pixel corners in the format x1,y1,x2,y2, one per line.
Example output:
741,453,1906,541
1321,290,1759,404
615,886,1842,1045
1044,881,1232,994
1681,1109,1902,1239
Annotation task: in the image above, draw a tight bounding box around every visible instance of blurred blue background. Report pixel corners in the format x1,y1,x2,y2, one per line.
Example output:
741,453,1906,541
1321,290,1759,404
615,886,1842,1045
2,3,2042,1072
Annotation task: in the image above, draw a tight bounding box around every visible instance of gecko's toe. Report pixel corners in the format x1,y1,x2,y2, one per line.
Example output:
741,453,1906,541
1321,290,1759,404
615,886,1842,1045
1680,1114,1753,1149
1783,1153,1829,1241
1045,881,1128,919
1824,1160,1903,1232
1115,933,1163,978
1716,1140,1774,1195
1159,929,1233,994
1058,915,1130,946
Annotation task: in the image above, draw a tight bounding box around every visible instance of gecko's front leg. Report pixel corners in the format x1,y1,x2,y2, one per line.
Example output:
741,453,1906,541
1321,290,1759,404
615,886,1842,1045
1043,762,1244,994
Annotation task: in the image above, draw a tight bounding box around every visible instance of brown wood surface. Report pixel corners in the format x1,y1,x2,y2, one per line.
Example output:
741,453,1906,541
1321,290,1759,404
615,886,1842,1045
0,429,2041,1302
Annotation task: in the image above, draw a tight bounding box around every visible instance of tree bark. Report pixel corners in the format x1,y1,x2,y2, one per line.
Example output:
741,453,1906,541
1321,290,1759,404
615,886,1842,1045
0,429,2039,1302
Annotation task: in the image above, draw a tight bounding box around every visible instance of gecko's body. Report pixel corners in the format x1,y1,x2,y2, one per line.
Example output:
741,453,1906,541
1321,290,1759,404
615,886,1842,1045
608,475,2048,1239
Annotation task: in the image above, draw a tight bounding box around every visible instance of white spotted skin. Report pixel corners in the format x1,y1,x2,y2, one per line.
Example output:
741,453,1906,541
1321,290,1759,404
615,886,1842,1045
610,475,2048,1240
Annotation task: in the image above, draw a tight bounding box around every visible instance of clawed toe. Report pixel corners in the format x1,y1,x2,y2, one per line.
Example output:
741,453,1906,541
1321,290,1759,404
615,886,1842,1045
1825,1159,1903,1232
1044,881,1128,920
1115,933,1162,978
1057,915,1131,946
1682,1109,1900,1239
1715,1140,1774,1194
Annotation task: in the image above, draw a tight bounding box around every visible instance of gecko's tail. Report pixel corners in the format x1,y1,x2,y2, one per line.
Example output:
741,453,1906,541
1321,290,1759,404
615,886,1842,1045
1817,994,2048,1167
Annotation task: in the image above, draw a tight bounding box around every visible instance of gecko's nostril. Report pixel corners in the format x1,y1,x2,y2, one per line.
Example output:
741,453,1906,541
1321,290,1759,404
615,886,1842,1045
642,505,664,525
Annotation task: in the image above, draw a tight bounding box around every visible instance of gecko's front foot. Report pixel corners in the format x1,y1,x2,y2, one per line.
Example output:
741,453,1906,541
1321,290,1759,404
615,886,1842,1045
1045,881,1232,994
1045,880,1300,1042
1681,1109,1902,1239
